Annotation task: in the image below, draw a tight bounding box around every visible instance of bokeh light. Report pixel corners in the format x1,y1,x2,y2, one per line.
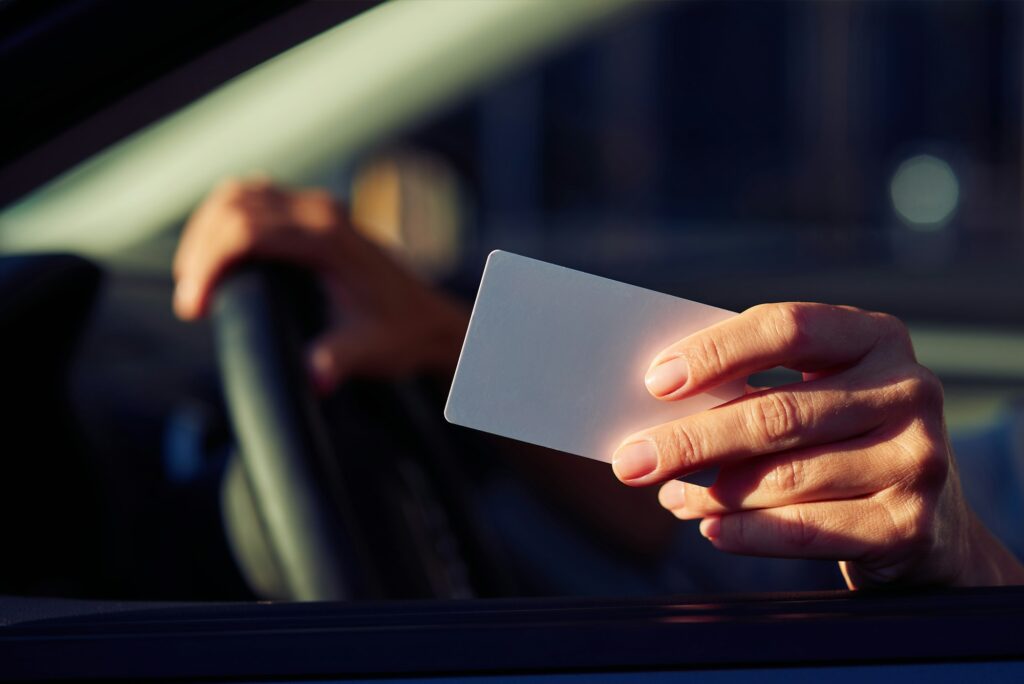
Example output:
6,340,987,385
351,149,464,278
889,154,960,229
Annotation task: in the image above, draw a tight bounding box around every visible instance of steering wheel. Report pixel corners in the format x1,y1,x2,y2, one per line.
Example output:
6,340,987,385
211,263,368,600
210,263,514,601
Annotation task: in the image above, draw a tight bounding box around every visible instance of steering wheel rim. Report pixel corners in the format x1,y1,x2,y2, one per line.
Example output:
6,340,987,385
211,263,374,601
212,262,520,601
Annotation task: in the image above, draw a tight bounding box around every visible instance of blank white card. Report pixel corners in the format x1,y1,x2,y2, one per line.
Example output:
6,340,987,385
445,251,745,464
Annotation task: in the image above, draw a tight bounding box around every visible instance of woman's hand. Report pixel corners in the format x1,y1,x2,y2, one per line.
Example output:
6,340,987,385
612,302,1024,588
173,178,468,392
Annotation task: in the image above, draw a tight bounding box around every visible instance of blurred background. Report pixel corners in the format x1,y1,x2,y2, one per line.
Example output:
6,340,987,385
1,0,1023,600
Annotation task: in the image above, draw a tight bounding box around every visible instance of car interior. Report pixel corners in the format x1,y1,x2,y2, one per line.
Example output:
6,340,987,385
1,0,1023,680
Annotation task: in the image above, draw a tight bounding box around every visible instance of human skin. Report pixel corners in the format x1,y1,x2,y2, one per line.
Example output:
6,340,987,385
173,178,468,391
176,179,1024,588
612,303,1024,588
174,179,675,556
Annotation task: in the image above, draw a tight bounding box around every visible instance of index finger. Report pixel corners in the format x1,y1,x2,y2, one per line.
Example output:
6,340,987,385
644,302,913,400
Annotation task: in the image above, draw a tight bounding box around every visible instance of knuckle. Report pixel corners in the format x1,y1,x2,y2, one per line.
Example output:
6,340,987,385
904,365,944,407
763,457,805,496
917,452,949,490
226,212,260,248
876,312,911,339
688,333,730,382
749,391,802,445
225,181,269,205
873,312,915,352
763,302,811,349
688,486,715,513
665,422,705,473
216,177,243,196
888,365,945,416
903,432,950,490
776,507,819,549
728,513,750,547
297,189,346,234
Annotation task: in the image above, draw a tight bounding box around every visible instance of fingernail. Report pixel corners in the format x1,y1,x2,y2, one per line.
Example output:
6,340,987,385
700,516,721,540
173,280,198,318
645,356,689,397
612,440,659,482
307,347,335,394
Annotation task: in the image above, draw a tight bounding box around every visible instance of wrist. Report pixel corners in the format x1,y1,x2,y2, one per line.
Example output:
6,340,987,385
419,293,470,374
954,511,1024,587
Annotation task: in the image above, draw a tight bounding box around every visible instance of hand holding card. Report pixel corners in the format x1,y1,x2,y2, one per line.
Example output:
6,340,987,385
444,251,745,470
444,251,1024,590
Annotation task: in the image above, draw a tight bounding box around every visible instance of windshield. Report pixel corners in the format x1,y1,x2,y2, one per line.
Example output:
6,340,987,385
0,0,1021,602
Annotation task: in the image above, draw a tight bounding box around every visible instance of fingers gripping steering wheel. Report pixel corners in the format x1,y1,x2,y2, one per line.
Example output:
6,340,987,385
211,263,513,601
